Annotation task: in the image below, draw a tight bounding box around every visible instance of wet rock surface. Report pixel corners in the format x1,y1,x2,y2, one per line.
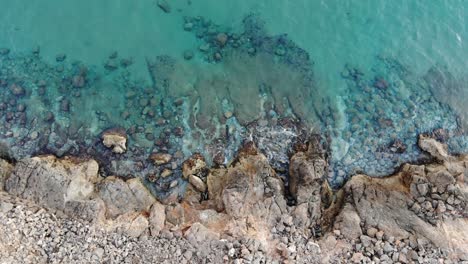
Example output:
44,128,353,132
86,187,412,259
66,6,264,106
1,136,467,263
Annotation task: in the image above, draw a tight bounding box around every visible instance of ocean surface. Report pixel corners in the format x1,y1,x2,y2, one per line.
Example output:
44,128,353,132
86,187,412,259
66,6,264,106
0,1,467,194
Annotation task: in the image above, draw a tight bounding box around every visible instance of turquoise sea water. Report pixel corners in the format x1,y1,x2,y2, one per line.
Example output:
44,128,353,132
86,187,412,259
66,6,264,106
0,1,467,194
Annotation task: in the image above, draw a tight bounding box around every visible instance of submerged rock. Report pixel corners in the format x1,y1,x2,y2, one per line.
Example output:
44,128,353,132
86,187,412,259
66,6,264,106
102,128,127,154
157,0,171,13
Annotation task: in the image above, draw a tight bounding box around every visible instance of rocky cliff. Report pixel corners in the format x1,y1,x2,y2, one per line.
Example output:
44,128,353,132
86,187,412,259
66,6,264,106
0,135,467,263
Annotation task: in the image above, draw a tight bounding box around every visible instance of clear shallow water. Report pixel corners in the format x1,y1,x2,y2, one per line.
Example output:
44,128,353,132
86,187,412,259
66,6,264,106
0,1,467,193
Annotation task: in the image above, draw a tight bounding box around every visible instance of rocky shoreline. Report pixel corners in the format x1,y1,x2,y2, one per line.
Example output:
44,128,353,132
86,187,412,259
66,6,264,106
1,134,467,263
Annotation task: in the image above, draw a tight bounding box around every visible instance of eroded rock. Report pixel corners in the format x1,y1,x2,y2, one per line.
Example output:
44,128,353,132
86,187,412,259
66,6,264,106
102,128,127,154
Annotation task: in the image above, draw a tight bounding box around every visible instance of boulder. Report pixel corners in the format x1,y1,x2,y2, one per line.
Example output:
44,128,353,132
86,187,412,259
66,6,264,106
5,156,100,211
333,204,362,240
0,159,13,191
149,202,166,236
418,135,449,161
107,212,149,238
188,175,206,192
102,128,127,154
184,222,220,246
98,176,154,219
182,153,207,179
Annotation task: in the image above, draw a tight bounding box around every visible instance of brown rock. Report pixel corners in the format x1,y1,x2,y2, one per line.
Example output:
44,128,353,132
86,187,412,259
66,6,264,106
102,128,127,154
418,135,449,160
182,153,206,179
189,175,206,192
0,159,13,191
150,153,172,165
149,202,166,236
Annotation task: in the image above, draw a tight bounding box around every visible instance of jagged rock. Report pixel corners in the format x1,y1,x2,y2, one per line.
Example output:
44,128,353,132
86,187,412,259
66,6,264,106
126,178,156,209
165,203,185,227
182,153,207,179
5,156,100,212
107,212,149,238
0,159,13,191
206,168,228,211
64,198,106,223
149,202,166,236
289,144,326,228
334,204,362,240
102,129,127,154
98,177,154,219
333,158,468,259
418,135,449,160
184,222,220,246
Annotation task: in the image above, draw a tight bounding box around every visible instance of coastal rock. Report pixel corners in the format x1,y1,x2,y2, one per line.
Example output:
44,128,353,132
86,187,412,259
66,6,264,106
418,135,449,160
188,175,206,192
98,177,154,219
184,222,220,246
149,202,166,236
332,158,468,258
0,159,13,191
333,204,362,240
182,153,207,179
102,129,127,154
106,212,149,238
5,156,100,212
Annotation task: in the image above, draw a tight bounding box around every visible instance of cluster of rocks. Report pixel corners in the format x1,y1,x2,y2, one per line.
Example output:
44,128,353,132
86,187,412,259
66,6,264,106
1,134,467,263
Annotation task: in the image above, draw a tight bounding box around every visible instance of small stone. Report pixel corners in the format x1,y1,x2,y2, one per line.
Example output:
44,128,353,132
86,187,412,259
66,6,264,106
275,47,286,56
0,48,10,55
224,111,233,119
30,131,39,140
160,168,173,178
188,175,206,192
199,44,210,52
417,183,429,196
56,53,66,62
183,50,194,60
333,230,341,237
351,252,364,263
10,84,25,96
366,227,378,238
150,153,172,165
376,231,384,241
383,242,393,253
72,75,85,88
436,201,446,213
60,99,70,112
183,22,193,31
216,33,228,46
422,201,432,211
169,180,178,188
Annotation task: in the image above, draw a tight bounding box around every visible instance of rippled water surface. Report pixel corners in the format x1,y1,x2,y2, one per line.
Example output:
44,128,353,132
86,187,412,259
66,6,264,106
0,1,467,193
